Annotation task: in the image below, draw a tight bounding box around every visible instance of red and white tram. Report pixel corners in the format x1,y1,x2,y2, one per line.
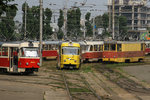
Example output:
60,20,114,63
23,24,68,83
81,41,104,62
0,41,40,73
42,41,59,59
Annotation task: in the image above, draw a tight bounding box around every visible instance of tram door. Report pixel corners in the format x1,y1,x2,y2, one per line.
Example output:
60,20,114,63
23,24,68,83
9,47,18,72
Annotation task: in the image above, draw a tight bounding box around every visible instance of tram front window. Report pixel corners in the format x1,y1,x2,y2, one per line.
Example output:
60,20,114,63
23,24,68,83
62,47,79,55
22,48,39,57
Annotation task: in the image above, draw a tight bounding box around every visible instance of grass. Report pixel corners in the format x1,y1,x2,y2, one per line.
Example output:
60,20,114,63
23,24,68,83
41,56,150,73
80,65,93,73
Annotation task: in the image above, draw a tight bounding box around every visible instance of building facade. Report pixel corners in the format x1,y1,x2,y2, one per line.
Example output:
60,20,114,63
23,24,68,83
108,0,150,40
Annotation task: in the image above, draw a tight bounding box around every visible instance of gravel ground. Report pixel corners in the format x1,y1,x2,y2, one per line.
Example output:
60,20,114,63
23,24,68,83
122,65,150,84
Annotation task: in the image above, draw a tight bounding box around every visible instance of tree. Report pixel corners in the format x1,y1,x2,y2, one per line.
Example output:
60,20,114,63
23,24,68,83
67,8,81,39
95,15,103,28
119,16,127,39
22,3,53,40
43,8,52,40
102,13,110,37
0,0,17,16
0,7,17,41
85,12,92,36
57,9,64,39
58,9,64,29
102,13,109,32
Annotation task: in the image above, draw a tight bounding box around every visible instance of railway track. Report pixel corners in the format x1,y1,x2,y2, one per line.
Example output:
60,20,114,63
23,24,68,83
61,72,102,100
97,66,150,100
62,73,73,100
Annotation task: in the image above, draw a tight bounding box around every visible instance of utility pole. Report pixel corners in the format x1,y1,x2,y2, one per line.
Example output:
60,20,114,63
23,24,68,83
112,0,115,39
39,0,43,66
63,0,68,39
108,4,111,33
83,15,86,39
93,17,95,39
24,1,27,40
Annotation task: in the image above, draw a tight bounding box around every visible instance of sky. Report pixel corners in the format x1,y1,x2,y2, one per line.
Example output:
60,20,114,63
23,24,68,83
12,0,108,22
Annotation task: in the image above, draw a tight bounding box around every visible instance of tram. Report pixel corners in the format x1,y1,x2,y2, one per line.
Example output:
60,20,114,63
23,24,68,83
57,41,81,69
0,41,40,73
81,41,103,62
103,41,145,62
145,41,150,55
42,41,59,59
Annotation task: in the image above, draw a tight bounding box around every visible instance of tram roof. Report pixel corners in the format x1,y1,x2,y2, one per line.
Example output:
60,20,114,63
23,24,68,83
104,41,145,44
43,41,60,45
80,41,103,45
1,41,39,48
145,41,150,44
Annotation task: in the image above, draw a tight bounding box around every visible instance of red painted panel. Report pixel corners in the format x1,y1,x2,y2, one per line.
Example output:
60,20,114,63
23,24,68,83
145,48,150,54
18,58,40,68
82,52,103,59
0,58,9,67
42,50,58,57
103,51,145,58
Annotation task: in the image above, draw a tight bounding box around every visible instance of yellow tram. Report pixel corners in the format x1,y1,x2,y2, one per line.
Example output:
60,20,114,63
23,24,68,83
103,41,145,62
57,41,81,69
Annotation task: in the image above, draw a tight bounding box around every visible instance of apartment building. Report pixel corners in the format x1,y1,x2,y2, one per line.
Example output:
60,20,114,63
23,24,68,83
108,0,149,39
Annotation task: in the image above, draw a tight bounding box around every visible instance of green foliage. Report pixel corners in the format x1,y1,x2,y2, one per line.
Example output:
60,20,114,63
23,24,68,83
119,16,128,38
43,8,53,40
67,8,81,38
57,9,64,39
102,13,109,31
57,30,63,40
101,13,110,37
85,12,91,21
0,7,17,41
85,21,93,36
85,12,93,36
22,3,53,40
58,9,64,29
0,0,17,16
95,15,103,28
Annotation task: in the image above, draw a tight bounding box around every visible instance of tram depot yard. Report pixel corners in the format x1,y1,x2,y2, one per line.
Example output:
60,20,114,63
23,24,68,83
0,55,149,100
0,41,150,100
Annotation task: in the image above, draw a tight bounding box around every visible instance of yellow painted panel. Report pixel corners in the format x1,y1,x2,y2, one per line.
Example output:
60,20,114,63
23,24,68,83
122,43,141,51
61,43,80,47
103,57,144,62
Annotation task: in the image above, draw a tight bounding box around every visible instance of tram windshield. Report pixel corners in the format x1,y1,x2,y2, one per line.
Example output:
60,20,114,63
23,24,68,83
22,48,39,57
62,47,79,55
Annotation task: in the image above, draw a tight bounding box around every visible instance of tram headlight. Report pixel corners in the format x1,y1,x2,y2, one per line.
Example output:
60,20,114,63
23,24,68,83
64,60,66,62
26,62,29,66
74,60,76,62
114,56,116,58
104,56,105,58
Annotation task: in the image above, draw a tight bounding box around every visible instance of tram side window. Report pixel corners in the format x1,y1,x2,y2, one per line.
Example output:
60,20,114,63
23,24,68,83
2,47,8,56
98,45,103,51
52,45,56,50
148,44,150,48
110,44,116,51
90,45,93,51
94,45,98,51
117,44,122,51
104,44,109,51
43,45,48,50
